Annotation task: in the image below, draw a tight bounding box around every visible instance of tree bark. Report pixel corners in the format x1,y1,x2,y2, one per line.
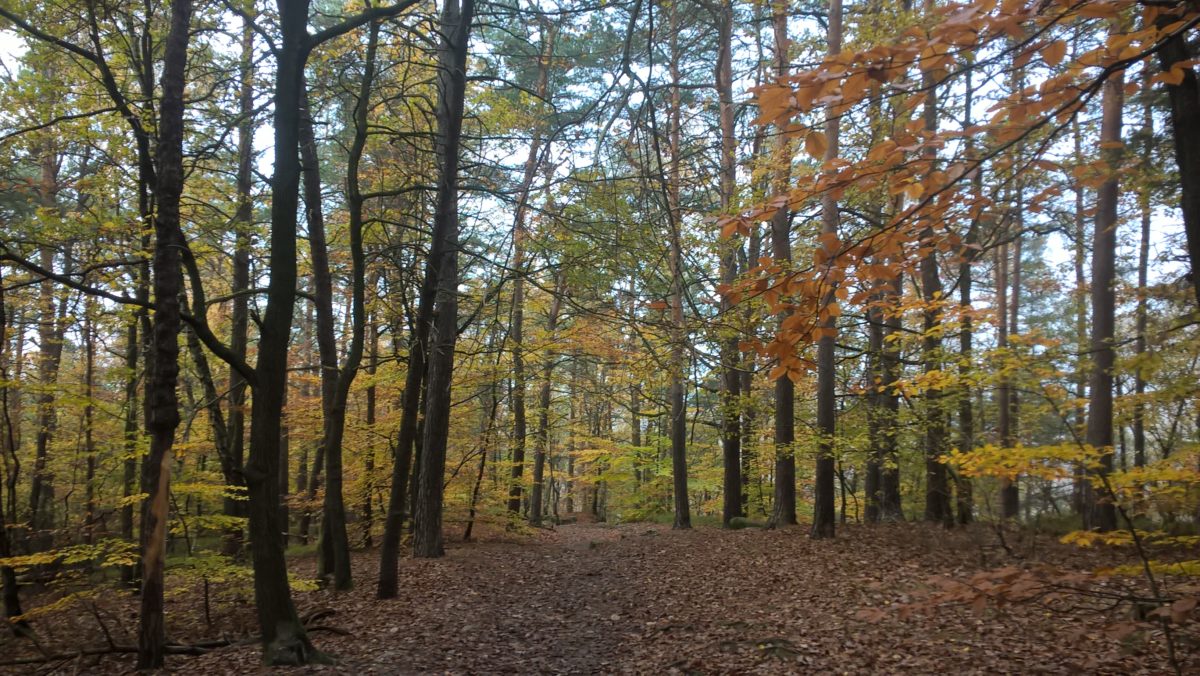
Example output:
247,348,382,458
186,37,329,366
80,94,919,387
138,0,191,665
715,0,742,528
0,266,26,631
1084,37,1124,533
1156,16,1200,307
245,0,322,662
412,0,474,558
1134,80,1152,469
225,10,254,549
506,24,553,516
767,0,796,529
811,0,842,539
530,274,565,526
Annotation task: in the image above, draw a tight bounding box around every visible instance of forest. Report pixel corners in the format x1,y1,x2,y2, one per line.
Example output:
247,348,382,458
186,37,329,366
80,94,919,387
0,0,1198,671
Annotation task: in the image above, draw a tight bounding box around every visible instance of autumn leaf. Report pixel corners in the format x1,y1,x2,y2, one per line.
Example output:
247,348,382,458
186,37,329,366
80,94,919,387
1041,39,1067,66
805,131,828,160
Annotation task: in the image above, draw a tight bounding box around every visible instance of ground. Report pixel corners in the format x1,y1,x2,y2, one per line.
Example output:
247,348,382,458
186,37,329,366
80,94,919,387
1,519,1194,673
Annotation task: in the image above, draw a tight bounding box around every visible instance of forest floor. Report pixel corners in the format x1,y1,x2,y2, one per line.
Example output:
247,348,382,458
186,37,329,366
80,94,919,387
2,518,1196,674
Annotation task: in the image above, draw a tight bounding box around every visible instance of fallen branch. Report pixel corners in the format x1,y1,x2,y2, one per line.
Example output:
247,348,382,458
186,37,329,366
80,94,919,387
0,640,230,666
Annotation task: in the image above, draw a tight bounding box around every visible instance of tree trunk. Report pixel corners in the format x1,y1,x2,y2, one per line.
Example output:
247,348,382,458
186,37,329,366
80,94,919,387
1071,112,1088,516
313,22,380,591
660,0,690,531
811,0,842,539
917,0,951,529
295,91,326,548
506,25,553,516
1134,82,1151,468
225,9,254,550
411,0,474,558
880,271,904,520
245,0,321,662
0,266,26,631
530,274,565,525
767,0,796,529
362,301,380,546
138,0,191,665
715,0,742,528
83,298,97,544
1156,15,1200,307
997,237,1017,518
865,286,884,524
1084,37,1124,533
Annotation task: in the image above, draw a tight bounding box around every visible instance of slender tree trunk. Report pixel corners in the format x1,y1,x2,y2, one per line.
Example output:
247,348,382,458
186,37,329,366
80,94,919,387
530,274,565,525
412,0,474,558
1084,39,1124,533
313,22,380,590
767,0,796,529
296,94,326,546
29,245,66,548
506,25,553,516
664,1,690,530
715,0,742,527
0,266,26,631
138,0,191,665
1071,113,1088,516
225,10,254,550
83,298,97,544
865,286,884,524
955,63,979,526
811,0,842,539
997,237,1017,518
880,271,903,520
120,303,140,584
918,0,951,528
1134,83,1151,468
362,303,379,546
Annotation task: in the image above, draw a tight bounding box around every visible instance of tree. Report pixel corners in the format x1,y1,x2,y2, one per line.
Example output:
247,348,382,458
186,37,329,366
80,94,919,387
137,0,191,666
1083,20,1125,533
412,0,476,558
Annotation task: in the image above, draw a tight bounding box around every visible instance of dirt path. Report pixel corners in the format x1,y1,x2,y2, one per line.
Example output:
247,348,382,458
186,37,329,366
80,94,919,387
4,522,1187,673
183,521,1180,674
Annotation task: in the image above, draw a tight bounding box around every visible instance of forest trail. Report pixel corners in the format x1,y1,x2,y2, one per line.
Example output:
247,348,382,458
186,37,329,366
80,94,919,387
163,521,1174,674
2,521,1184,673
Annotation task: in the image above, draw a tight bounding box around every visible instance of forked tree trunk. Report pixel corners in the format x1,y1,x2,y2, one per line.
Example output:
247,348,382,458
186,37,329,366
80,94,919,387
411,0,475,559
245,0,322,662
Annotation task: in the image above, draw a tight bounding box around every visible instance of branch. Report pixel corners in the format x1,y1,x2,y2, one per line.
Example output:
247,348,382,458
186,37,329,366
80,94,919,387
0,251,148,308
0,107,119,145
306,0,422,51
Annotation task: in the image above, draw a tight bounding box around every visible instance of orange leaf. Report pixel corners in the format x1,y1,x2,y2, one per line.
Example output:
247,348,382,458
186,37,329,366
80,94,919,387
805,131,828,160
1041,39,1067,66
